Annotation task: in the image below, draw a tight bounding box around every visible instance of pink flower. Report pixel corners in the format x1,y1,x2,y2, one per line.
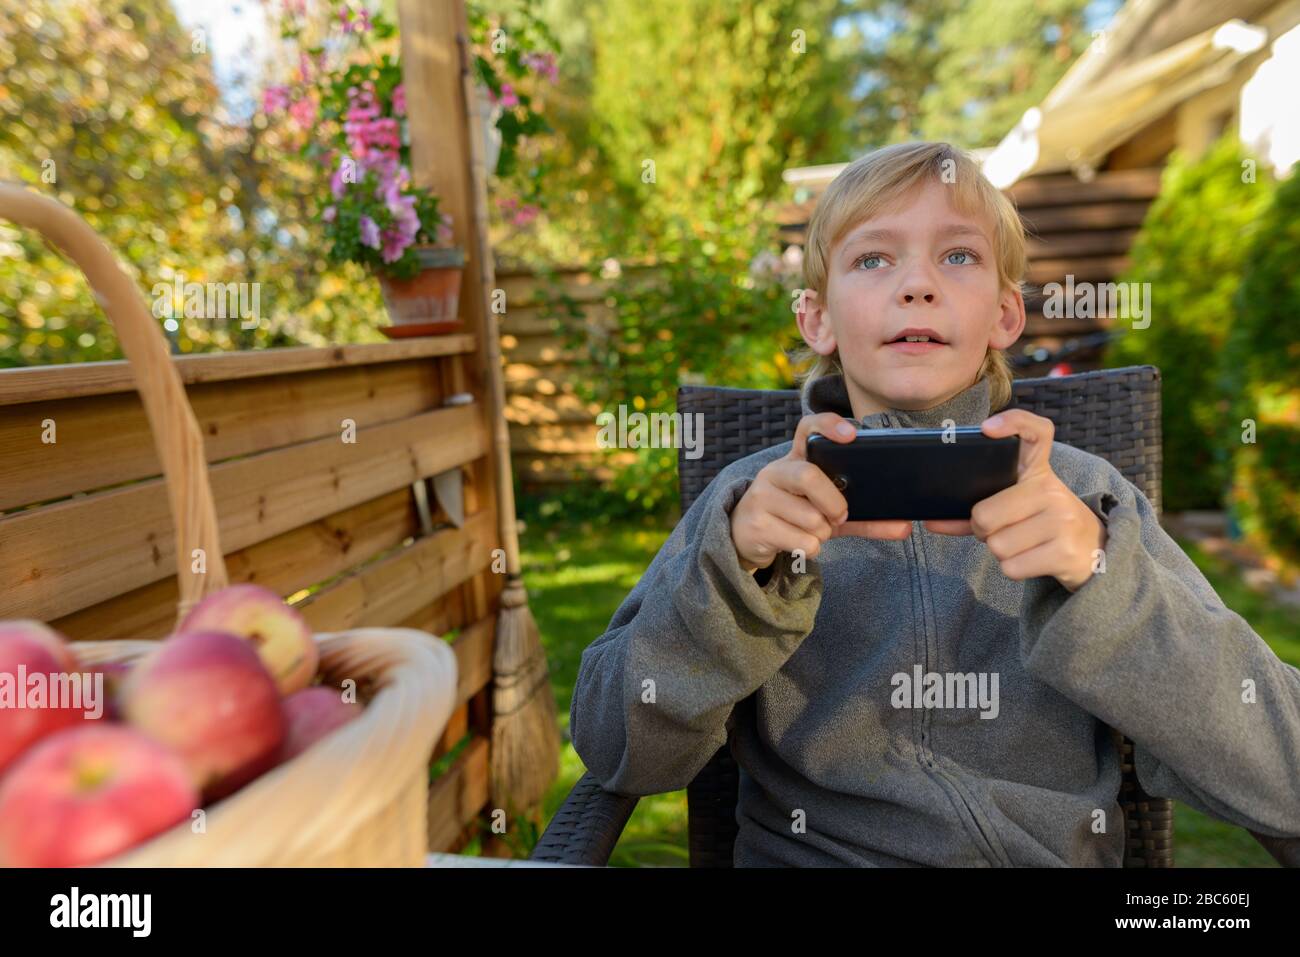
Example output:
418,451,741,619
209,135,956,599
322,205,337,222
436,220,454,245
380,227,412,264
489,82,519,109
523,52,558,82
330,158,356,198
338,4,372,34
262,85,290,114
392,84,406,116
511,204,539,227
289,96,316,129
359,215,381,250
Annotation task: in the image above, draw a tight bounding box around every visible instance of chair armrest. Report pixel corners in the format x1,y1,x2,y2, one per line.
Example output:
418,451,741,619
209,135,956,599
1248,830,1300,867
529,771,641,866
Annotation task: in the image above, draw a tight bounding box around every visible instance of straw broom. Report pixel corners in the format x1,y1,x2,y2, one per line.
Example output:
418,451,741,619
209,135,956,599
457,30,561,822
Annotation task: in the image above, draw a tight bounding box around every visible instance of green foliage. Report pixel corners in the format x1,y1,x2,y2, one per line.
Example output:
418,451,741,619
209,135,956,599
1223,167,1300,578
1105,134,1277,512
918,0,1100,147
555,240,802,514
536,0,849,512
0,0,394,367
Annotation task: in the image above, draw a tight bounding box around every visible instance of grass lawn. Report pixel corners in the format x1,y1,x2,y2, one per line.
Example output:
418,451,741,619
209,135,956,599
519,507,1299,867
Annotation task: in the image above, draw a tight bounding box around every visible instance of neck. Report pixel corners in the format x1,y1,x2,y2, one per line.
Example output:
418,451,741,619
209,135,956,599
803,371,994,429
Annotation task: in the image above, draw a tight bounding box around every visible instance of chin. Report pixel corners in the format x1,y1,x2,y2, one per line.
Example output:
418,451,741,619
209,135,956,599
875,369,953,408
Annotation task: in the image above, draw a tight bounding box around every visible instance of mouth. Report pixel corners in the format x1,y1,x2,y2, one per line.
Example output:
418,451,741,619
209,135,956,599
883,330,948,354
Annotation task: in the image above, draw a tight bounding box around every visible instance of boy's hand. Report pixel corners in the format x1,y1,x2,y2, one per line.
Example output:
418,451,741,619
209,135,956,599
731,412,913,574
924,409,1107,593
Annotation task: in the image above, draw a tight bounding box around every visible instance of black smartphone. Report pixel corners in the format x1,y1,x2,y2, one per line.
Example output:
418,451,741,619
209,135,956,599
806,427,1020,520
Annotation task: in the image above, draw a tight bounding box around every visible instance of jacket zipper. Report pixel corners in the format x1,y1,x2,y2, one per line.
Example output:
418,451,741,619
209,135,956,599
887,410,1013,867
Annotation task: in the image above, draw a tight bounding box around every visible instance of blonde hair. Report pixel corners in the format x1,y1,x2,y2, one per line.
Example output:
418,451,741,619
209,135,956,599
790,141,1024,413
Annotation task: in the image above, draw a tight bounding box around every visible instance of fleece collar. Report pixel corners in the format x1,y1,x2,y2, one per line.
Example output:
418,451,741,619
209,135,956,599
802,372,993,429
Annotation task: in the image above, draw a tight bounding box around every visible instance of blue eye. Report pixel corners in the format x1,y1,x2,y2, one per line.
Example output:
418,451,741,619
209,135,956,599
855,253,884,270
946,248,979,265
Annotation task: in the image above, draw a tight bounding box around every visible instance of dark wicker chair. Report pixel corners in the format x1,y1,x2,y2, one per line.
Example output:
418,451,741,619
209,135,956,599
532,365,1300,868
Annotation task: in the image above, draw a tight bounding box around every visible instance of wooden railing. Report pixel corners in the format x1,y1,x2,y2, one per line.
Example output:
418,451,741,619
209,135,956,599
0,335,505,854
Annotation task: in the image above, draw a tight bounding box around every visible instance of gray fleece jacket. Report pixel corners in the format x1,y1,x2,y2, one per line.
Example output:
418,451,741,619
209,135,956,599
569,372,1300,866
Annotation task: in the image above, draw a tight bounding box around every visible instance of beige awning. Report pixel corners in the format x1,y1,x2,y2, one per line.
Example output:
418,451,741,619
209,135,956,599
982,17,1269,186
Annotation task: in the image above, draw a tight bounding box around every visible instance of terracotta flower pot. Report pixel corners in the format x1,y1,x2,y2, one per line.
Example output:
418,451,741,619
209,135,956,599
376,245,466,334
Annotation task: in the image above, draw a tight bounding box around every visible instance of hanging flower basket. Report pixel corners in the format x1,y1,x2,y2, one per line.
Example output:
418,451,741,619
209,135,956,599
377,244,467,336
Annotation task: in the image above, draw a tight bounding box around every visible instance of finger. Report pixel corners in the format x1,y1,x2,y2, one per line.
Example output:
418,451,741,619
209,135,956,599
791,411,857,460
979,408,1055,480
764,485,836,539
982,510,1057,562
759,514,825,561
995,536,1061,583
967,472,1056,539
769,458,850,525
923,519,972,535
831,519,912,540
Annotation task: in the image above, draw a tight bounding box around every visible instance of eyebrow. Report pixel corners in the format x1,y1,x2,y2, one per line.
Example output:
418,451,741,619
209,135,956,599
840,222,990,251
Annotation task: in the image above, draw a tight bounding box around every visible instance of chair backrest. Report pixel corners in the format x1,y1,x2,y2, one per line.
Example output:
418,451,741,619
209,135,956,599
675,365,1171,867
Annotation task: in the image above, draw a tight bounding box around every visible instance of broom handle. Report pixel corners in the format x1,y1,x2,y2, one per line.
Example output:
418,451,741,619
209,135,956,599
0,183,230,624
458,29,523,579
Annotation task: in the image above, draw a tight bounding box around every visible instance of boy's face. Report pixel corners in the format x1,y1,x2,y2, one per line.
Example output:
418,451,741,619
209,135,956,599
798,178,1025,417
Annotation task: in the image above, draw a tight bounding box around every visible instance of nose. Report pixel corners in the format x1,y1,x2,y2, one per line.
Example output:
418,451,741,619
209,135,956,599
897,261,940,306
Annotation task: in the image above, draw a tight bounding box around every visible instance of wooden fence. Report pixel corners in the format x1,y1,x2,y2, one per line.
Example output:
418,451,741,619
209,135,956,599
0,336,507,855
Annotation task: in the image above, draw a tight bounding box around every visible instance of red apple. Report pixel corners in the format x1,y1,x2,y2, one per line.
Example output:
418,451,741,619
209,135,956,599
80,662,131,722
280,686,363,762
178,584,318,695
0,724,199,867
0,630,84,777
121,630,287,801
0,621,80,673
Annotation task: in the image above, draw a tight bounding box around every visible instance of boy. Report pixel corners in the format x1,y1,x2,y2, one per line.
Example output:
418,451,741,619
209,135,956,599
570,142,1300,866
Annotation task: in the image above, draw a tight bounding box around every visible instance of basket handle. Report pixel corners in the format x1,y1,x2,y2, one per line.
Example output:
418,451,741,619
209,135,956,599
0,183,229,627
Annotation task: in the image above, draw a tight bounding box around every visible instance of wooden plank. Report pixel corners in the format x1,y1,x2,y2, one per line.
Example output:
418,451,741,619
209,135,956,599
0,404,488,623
0,336,475,406
511,425,603,455
50,489,421,642
1,360,445,512
496,267,662,309
427,734,491,852
1025,256,1132,285
512,453,623,484
500,336,582,366
435,704,469,762
295,507,498,632
505,392,601,426
1024,229,1139,259
1007,168,1162,208
428,616,496,762
499,303,614,337
502,362,586,395
1020,202,1151,234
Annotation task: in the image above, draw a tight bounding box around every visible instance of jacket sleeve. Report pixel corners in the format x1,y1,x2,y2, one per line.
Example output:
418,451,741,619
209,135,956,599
570,459,823,796
1018,466,1300,838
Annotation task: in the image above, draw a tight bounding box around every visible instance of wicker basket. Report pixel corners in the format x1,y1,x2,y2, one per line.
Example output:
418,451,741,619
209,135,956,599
0,184,459,866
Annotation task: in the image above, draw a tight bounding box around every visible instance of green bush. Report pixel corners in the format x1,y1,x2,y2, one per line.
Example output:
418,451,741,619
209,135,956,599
1222,167,1300,579
1105,134,1276,512
556,228,803,515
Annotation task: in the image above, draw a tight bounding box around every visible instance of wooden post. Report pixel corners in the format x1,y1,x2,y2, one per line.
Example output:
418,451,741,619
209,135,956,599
397,0,560,841
396,0,489,406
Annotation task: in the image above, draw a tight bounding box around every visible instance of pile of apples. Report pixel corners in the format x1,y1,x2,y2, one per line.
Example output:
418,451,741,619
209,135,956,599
0,584,363,867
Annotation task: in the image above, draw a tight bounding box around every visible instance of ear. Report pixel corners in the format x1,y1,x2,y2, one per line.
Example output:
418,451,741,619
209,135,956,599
989,283,1026,350
796,288,837,356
